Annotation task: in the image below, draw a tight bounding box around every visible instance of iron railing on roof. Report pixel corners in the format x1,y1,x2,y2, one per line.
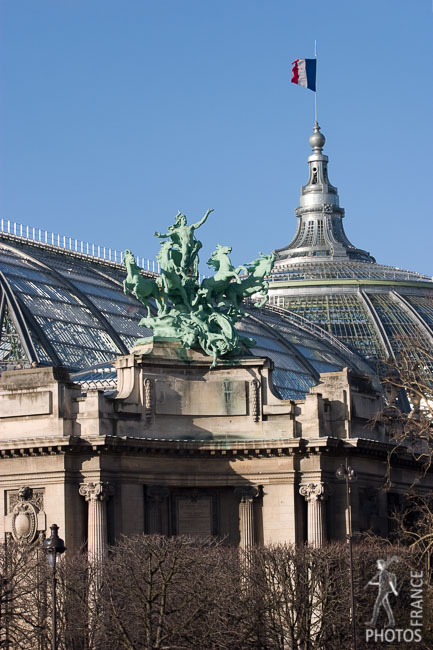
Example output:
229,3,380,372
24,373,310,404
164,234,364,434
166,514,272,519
0,219,160,273
269,263,432,282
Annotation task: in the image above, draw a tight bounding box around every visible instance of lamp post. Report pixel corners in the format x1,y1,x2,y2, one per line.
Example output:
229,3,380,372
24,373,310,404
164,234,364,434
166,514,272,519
43,524,66,650
336,462,357,650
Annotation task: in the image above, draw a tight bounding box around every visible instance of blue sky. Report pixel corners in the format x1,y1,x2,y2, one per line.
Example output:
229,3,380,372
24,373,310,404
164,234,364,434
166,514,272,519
1,0,432,275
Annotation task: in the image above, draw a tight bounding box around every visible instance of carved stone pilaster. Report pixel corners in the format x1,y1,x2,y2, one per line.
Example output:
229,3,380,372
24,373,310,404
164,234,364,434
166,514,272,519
251,379,260,422
299,482,328,547
79,482,114,561
235,486,259,550
144,377,153,423
146,486,169,534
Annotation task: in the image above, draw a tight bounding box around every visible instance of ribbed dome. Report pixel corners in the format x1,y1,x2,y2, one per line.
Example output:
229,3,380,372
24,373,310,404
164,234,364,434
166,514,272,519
270,126,433,367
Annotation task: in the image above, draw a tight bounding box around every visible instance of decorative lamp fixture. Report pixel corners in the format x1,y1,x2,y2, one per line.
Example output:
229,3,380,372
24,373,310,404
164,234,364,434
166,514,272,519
43,523,66,568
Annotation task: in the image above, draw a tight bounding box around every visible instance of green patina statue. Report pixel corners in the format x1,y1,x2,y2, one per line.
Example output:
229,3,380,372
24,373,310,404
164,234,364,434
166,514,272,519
123,210,275,367
154,208,213,279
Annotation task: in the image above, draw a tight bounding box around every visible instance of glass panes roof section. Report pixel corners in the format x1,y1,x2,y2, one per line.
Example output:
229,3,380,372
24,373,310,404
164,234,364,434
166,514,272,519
0,234,366,399
272,294,384,361
406,295,433,329
237,307,351,400
368,293,432,360
0,242,152,370
0,303,28,366
237,320,317,400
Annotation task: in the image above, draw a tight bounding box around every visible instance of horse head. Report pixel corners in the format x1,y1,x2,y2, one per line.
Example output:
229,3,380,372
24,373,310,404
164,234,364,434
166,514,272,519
244,252,275,278
123,250,135,265
257,252,275,273
157,240,173,262
207,244,232,268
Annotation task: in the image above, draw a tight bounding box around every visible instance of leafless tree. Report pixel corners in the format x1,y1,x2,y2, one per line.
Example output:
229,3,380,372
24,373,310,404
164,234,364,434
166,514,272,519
1,535,432,649
243,543,350,650
377,339,433,471
97,534,252,650
0,540,49,649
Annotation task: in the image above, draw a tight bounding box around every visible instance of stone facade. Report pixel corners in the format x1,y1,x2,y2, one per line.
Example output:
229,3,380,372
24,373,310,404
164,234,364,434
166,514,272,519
0,340,432,558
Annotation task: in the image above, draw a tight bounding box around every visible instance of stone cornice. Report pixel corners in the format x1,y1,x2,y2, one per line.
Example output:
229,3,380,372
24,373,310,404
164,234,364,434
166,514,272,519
0,434,430,471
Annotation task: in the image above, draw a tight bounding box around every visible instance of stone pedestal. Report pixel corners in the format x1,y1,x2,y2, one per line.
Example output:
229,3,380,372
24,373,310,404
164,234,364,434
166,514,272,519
79,482,114,562
235,486,259,550
299,482,328,547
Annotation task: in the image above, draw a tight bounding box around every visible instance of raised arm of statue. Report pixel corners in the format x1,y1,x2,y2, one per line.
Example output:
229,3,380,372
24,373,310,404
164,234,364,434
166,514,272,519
154,231,170,239
192,208,214,230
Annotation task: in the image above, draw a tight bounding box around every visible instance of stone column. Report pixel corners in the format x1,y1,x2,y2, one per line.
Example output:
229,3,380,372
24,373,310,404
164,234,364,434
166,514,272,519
146,486,169,534
79,482,114,562
299,482,328,547
235,486,259,550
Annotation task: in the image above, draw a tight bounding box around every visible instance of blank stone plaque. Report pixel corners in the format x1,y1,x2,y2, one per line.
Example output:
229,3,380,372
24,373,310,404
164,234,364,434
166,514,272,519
155,379,246,416
176,496,212,537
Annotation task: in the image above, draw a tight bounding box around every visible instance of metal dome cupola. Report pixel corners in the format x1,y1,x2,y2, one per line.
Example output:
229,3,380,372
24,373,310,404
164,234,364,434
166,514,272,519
269,125,433,367
275,123,374,264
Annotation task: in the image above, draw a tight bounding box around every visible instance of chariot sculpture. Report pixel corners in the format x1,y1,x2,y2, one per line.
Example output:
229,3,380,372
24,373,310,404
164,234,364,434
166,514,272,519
123,209,275,367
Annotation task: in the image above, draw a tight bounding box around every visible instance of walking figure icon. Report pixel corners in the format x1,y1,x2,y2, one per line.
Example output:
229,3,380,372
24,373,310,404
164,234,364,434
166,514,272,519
366,556,399,627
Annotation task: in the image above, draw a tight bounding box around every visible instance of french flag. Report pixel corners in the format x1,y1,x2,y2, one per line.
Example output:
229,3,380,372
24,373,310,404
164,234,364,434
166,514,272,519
291,59,316,92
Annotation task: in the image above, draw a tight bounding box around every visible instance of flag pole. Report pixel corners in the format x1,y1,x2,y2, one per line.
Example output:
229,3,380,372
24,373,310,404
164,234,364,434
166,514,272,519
314,40,318,124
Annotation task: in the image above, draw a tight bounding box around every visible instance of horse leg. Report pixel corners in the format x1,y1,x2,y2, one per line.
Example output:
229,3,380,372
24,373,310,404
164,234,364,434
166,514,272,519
180,285,191,308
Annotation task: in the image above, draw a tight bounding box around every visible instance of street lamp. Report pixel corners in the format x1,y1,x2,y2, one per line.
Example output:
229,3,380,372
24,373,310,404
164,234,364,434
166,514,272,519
336,462,357,650
43,524,66,650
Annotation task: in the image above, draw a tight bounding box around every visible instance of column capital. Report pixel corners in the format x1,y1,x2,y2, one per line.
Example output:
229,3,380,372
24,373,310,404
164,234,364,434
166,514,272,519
235,486,260,503
299,482,328,502
79,481,114,502
147,485,169,503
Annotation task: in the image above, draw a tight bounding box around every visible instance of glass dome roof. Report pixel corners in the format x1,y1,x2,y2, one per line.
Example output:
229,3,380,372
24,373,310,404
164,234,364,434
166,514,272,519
269,124,433,369
0,227,372,399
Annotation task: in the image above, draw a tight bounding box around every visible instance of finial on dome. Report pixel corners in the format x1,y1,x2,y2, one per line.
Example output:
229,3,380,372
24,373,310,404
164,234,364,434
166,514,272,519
309,122,326,152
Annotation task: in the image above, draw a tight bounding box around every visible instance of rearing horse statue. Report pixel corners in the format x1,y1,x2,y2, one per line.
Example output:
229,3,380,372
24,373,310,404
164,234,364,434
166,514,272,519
123,250,163,316
224,252,275,309
193,244,247,307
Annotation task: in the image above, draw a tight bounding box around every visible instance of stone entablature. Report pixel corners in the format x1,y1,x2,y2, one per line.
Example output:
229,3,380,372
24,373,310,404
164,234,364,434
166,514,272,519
0,341,386,445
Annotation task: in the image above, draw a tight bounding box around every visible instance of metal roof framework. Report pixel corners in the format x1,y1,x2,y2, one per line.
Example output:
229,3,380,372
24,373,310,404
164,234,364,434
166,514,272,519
0,230,371,399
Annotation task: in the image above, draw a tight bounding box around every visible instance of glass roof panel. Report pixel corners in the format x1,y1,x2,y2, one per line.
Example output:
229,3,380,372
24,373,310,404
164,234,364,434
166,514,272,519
272,294,383,360
19,295,97,326
34,317,120,353
236,316,322,397
73,280,134,303
369,293,430,360
0,260,52,283
7,275,82,303
53,343,116,368
272,368,315,400
99,313,147,337
405,295,433,328
0,303,29,366
85,295,144,318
